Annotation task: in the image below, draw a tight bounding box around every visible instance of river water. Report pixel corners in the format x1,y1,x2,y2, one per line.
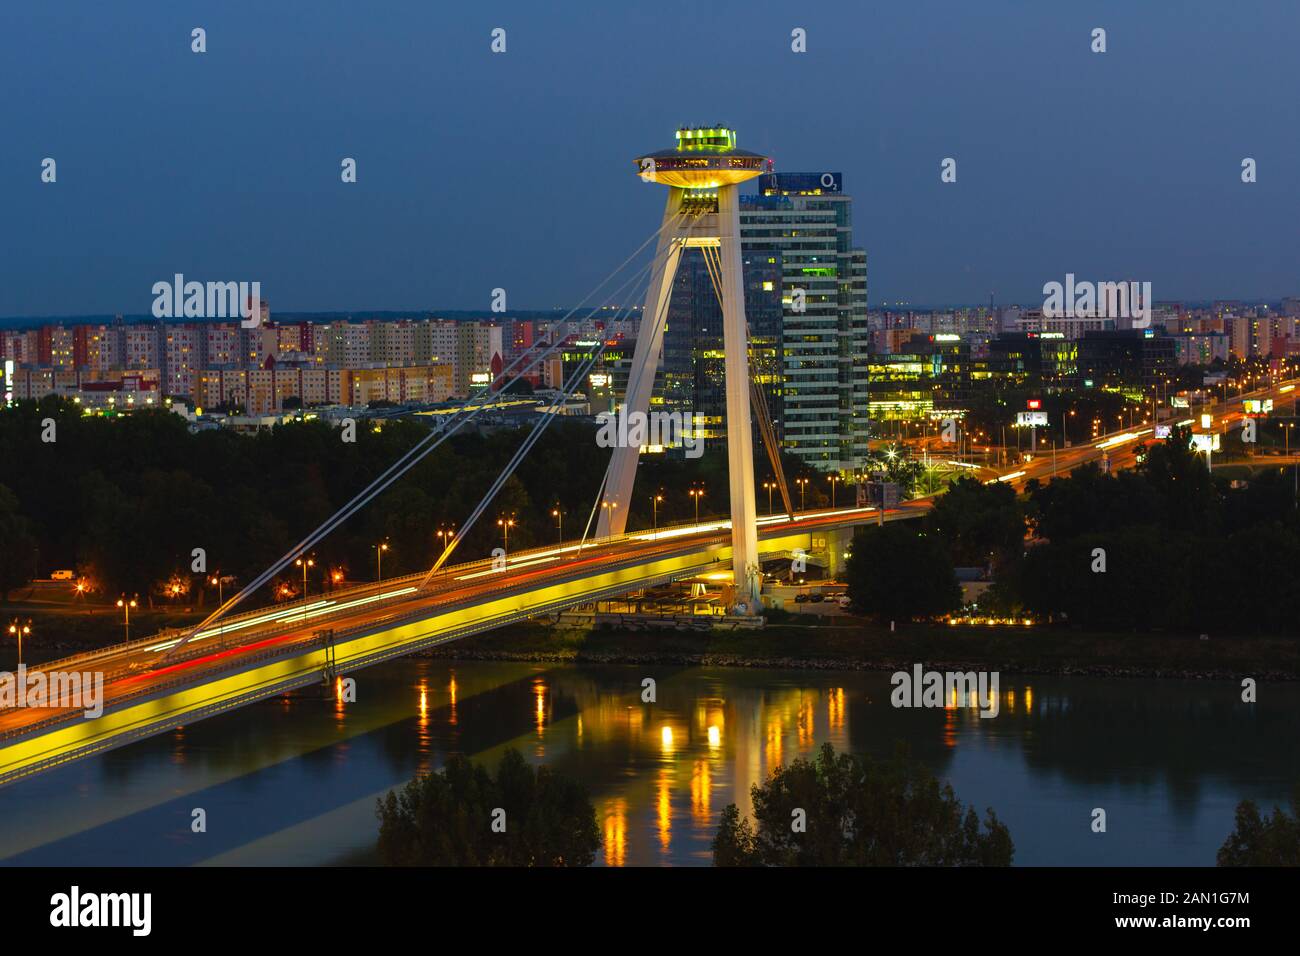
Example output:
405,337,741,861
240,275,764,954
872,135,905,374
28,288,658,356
0,659,1294,866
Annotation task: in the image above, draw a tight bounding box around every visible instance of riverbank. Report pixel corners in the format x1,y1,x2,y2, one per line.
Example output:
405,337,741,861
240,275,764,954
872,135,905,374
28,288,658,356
5,605,1296,680
420,619,1300,680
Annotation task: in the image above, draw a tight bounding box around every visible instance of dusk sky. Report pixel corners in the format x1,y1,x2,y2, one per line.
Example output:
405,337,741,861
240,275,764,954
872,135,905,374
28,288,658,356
2,0,1298,317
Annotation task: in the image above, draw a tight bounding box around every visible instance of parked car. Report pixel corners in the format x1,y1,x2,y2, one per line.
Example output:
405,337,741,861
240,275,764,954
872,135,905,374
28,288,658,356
50,569,75,581
794,592,810,603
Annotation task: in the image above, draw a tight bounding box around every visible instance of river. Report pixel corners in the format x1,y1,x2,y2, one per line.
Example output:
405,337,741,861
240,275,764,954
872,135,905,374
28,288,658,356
0,659,1294,866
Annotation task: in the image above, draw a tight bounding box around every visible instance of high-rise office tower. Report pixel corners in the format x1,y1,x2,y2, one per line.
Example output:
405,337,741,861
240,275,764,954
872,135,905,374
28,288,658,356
741,172,869,473
660,251,783,445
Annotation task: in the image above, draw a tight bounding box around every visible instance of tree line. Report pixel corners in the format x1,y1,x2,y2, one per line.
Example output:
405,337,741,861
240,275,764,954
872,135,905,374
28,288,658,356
846,428,1300,635
0,397,826,602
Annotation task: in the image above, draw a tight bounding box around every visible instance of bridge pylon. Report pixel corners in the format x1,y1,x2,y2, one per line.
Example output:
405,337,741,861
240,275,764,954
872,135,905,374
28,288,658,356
596,127,769,613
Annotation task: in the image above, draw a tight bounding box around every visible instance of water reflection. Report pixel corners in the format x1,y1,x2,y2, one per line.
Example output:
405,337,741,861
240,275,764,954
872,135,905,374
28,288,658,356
0,662,1295,867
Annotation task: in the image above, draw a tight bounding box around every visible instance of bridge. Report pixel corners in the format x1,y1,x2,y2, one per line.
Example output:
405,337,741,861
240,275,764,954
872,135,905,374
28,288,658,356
0,503,917,786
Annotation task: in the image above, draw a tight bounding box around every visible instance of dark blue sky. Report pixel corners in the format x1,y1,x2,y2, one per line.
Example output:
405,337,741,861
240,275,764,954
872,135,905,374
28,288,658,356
2,0,1297,317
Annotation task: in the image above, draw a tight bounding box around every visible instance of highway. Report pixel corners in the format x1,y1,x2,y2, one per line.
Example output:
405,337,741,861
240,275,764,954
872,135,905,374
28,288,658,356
981,376,1300,493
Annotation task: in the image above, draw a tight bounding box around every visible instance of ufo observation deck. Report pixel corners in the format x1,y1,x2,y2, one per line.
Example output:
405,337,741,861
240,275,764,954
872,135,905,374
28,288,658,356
636,127,771,189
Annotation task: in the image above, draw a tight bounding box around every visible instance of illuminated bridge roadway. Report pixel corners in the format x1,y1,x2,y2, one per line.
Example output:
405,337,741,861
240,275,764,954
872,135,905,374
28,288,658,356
0,503,920,788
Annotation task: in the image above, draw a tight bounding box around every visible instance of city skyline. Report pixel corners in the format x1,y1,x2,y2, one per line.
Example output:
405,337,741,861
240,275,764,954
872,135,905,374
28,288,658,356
3,0,1299,317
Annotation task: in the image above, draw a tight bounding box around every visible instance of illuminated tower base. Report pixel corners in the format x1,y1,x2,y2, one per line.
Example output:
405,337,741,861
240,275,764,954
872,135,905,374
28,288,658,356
597,128,768,613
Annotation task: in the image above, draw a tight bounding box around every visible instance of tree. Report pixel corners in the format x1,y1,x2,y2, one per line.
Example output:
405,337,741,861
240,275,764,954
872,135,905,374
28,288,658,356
1217,792,1300,866
376,748,600,866
924,476,1025,568
0,484,37,599
844,524,961,622
862,445,925,500
712,743,1013,866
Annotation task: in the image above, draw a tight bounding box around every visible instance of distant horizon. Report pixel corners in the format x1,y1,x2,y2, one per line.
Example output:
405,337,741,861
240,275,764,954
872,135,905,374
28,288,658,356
0,295,1293,331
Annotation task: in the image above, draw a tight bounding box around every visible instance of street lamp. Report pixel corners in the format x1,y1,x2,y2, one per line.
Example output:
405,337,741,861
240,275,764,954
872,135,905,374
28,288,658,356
650,493,664,533
551,507,563,546
497,515,516,559
436,526,456,563
688,486,705,525
115,595,138,643
374,540,389,582
762,480,776,515
295,555,315,617
795,477,808,513
7,619,31,667
598,501,619,542
827,474,842,510
208,573,224,606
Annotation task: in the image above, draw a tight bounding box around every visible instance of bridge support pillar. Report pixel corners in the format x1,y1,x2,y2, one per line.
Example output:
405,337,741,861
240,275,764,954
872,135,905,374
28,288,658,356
717,183,760,612
596,182,760,613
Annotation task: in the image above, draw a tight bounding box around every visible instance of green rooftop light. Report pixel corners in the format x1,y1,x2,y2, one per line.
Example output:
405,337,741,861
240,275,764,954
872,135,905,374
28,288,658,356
675,127,737,151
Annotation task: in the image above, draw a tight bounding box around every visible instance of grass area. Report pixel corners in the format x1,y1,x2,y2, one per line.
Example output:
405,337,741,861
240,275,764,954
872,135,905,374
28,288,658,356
432,619,1300,678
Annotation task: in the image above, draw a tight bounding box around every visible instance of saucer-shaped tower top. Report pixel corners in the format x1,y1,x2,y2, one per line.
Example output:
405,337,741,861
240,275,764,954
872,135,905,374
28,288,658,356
635,127,771,188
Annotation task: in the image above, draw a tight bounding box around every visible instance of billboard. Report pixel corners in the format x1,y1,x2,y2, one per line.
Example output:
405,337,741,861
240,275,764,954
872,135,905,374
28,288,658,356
1016,411,1048,426
1190,433,1221,452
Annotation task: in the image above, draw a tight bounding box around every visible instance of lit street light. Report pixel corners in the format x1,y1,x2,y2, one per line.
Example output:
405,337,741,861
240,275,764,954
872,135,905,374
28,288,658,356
497,515,516,559
550,507,563,546
650,493,663,532
295,555,315,619
374,540,389,582
7,619,31,667
688,486,705,524
762,480,776,515
115,595,138,643
827,473,842,510
795,477,808,513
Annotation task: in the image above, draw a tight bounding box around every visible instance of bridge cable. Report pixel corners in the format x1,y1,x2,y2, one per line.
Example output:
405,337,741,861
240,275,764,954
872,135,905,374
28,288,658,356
697,243,795,517
159,210,690,663
416,256,667,583
418,342,612,584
